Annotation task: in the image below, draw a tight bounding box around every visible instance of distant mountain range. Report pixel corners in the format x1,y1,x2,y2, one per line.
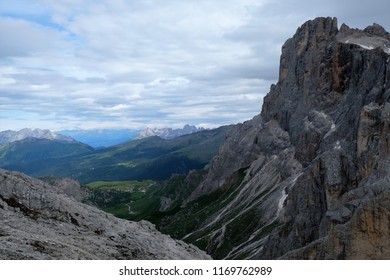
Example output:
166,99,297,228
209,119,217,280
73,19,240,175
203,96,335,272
0,137,94,167
0,125,204,149
0,125,231,182
57,125,204,147
0,129,93,167
0,128,74,144
133,125,204,140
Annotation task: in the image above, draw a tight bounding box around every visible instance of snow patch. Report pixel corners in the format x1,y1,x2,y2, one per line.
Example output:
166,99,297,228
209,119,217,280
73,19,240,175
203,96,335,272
341,35,390,55
357,44,375,50
324,122,336,139
276,173,302,217
277,189,288,213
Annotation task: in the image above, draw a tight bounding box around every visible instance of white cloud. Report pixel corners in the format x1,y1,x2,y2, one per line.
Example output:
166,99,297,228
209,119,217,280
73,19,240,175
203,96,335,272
1,0,390,130
0,17,63,57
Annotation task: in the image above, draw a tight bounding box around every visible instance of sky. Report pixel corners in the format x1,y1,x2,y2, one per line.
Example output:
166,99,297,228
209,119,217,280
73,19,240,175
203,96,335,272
1,0,389,131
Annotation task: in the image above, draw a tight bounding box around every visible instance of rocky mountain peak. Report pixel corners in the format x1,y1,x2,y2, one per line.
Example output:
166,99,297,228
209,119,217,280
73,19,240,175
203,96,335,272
337,22,390,54
179,17,390,259
0,128,75,145
133,124,204,140
364,23,390,39
261,16,390,165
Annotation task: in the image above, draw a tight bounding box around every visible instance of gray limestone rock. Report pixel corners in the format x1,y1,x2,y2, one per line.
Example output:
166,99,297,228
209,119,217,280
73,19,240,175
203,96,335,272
0,169,211,260
258,17,390,259
182,17,390,259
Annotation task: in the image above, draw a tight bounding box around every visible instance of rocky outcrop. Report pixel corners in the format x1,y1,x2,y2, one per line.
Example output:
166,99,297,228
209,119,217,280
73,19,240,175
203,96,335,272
186,115,265,202
259,17,390,260
0,169,210,260
177,17,390,259
40,177,90,202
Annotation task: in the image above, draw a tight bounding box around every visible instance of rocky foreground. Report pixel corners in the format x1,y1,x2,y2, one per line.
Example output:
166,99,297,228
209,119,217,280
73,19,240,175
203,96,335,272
0,169,210,259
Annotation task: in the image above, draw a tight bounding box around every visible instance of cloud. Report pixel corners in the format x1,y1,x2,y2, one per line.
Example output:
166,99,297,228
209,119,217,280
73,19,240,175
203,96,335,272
1,0,390,130
0,17,66,57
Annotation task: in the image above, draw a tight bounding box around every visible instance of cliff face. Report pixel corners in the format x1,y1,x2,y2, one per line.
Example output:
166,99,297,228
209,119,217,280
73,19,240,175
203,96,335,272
0,169,210,260
260,17,390,259
183,17,390,259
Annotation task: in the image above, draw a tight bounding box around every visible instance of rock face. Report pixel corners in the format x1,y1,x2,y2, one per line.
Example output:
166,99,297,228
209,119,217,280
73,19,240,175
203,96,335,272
180,17,390,259
40,177,90,202
0,169,211,260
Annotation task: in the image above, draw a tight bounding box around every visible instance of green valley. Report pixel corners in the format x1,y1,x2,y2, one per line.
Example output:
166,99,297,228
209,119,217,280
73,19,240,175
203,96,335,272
85,170,207,223
1,125,230,182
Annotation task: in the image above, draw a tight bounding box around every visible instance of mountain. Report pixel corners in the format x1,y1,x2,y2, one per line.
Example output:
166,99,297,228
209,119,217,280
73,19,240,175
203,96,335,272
146,17,390,260
4,125,230,182
0,128,74,144
0,138,94,167
57,129,141,147
133,124,204,140
0,128,91,166
0,168,210,259
4,17,390,260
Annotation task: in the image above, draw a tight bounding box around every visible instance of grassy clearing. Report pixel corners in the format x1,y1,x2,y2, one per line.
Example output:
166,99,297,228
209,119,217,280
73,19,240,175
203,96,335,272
86,179,161,220
87,180,155,191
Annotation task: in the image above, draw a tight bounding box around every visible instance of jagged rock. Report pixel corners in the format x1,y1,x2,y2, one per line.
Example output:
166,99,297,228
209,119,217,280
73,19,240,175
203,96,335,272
185,115,264,202
178,17,390,259
260,17,390,259
0,169,211,260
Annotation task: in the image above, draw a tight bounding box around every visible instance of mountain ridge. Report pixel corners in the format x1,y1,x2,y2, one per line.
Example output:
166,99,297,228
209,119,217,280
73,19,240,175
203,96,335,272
133,124,205,140
1,125,230,182
0,137,94,167
154,17,390,260
0,128,75,144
